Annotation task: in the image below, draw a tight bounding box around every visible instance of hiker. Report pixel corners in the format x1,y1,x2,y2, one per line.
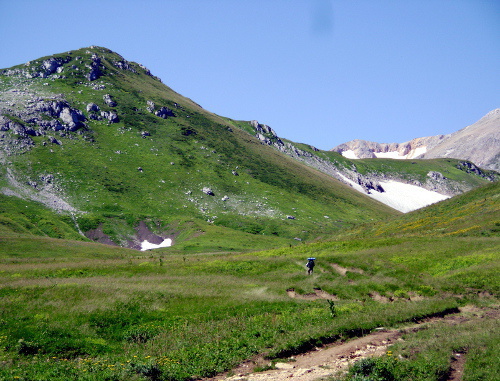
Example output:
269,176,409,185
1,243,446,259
306,257,315,275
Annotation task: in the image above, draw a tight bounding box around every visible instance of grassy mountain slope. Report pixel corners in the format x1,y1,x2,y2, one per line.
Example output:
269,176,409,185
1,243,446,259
341,181,500,239
1,46,398,250
0,166,497,380
0,193,83,240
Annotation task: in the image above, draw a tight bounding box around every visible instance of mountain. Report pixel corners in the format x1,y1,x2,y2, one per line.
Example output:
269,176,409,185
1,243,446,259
0,46,497,251
330,108,500,171
0,46,398,251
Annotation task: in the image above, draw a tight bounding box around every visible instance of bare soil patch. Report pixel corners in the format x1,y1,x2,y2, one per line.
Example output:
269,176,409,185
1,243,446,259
447,351,467,381
84,224,119,246
330,263,364,276
206,328,402,381
286,288,339,301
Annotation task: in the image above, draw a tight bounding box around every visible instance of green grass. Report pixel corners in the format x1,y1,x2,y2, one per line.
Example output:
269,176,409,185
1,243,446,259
0,194,84,240
0,249,473,381
339,181,500,239
0,182,497,380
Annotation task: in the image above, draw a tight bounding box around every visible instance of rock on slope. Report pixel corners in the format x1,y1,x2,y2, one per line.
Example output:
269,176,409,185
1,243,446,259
331,108,500,171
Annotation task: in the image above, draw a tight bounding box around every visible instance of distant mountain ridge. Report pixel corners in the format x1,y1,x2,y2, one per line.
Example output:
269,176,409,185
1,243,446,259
331,108,500,171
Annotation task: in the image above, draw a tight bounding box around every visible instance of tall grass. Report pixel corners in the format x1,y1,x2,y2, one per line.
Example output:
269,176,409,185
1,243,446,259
0,222,497,380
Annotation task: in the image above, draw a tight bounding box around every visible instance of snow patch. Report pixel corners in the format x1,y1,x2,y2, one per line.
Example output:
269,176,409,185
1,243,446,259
407,146,427,159
140,239,172,251
341,150,358,159
337,174,449,213
374,151,406,159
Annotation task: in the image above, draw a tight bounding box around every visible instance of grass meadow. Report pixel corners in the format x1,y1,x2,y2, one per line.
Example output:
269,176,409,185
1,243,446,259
0,226,498,380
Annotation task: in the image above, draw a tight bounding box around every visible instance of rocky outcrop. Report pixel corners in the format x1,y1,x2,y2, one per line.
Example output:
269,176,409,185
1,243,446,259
0,47,172,154
0,116,24,132
85,53,103,81
1,56,71,79
1,46,162,85
202,187,215,196
2,99,87,133
146,100,155,113
456,161,496,181
59,107,86,131
86,103,100,112
36,100,86,130
41,57,64,77
155,106,174,119
103,94,117,107
250,120,284,148
112,58,137,73
146,101,175,119
139,64,152,76
331,136,444,160
0,89,91,155
100,110,119,123
356,175,384,194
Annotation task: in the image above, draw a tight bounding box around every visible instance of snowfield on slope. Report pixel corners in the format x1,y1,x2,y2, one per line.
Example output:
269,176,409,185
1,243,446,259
338,174,450,213
140,239,173,251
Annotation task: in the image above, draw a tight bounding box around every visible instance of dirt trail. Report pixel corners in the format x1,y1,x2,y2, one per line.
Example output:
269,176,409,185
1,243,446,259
205,306,495,381
207,328,401,381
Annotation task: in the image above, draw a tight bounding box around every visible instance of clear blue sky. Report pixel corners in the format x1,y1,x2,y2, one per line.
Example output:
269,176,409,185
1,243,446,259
1,0,498,150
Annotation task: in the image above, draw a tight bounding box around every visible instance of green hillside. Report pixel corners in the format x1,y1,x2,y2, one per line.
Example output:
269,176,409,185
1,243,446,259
0,174,498,380
1,46,399,250
0,193,82,240
340,181,500,239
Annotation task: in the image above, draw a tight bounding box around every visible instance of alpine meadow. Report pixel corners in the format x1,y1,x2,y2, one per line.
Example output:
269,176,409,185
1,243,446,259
0,46,498,381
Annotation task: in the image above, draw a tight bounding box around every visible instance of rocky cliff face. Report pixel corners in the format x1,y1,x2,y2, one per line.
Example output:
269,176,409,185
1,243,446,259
331,109,500,171
332,136,445,160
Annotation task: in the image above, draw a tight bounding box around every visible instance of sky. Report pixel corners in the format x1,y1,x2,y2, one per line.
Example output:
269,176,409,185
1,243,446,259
1,0,499,150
